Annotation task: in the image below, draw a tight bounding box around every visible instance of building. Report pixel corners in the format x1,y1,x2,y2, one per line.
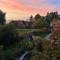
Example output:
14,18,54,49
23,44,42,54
10,20,31,28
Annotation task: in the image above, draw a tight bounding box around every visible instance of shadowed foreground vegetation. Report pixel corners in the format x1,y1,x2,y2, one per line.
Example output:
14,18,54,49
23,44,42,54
0,10,60,60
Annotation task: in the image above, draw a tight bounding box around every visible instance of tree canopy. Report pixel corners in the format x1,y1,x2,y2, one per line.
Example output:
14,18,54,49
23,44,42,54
0,24,18,47
0,10,6,24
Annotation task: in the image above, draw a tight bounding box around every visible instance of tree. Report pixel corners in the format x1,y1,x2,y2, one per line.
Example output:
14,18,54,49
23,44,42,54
30,15,33,22
34,14,41,20
46,12,59,25
0,10,6,24
33,14,48,28
0,24,18,47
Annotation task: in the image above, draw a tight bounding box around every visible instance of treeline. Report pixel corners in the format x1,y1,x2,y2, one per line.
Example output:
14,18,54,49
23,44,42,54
9,11,60,29
0,10,18,48
30,11,60,28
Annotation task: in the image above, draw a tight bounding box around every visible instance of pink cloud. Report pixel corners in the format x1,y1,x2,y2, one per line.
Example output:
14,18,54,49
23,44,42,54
0,0,58,14
0,0,60,20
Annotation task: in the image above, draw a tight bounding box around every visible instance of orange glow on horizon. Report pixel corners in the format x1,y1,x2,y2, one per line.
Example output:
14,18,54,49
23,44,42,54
0,0,60,21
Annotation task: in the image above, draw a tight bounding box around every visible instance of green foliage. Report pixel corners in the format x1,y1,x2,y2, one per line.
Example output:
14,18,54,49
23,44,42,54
28,29,60,60
33,14,49,28
46,12,59,25
35,14,41,20
21,39,34,51
0,24,18,47
32,12,59,29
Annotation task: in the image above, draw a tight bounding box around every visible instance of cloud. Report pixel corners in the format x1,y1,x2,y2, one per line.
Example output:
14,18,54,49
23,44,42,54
0,0,60,20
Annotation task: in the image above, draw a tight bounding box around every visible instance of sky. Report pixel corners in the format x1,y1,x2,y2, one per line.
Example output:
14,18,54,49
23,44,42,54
0,0,60,21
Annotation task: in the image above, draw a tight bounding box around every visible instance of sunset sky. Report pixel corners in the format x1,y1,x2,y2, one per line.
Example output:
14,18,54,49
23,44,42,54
0,0,60,21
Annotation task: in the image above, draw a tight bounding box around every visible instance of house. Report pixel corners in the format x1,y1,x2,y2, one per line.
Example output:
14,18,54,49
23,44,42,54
10,20,31,28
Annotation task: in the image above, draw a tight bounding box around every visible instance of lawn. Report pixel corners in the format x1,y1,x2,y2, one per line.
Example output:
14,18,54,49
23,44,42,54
16,29,49,38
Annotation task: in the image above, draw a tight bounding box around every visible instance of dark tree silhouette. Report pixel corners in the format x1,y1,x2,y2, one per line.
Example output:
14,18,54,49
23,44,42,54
0,24,18,47
0,10,6,24
34,14,41,20
46,12,59,25
30,15,33,22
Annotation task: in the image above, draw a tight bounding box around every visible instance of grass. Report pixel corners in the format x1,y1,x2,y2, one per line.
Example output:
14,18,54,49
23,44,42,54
16,29,40,36
16,29,49,38
38,32,50,38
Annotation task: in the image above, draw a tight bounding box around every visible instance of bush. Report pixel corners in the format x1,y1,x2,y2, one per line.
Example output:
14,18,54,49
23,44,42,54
0,24,18,47
21,39,34,51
